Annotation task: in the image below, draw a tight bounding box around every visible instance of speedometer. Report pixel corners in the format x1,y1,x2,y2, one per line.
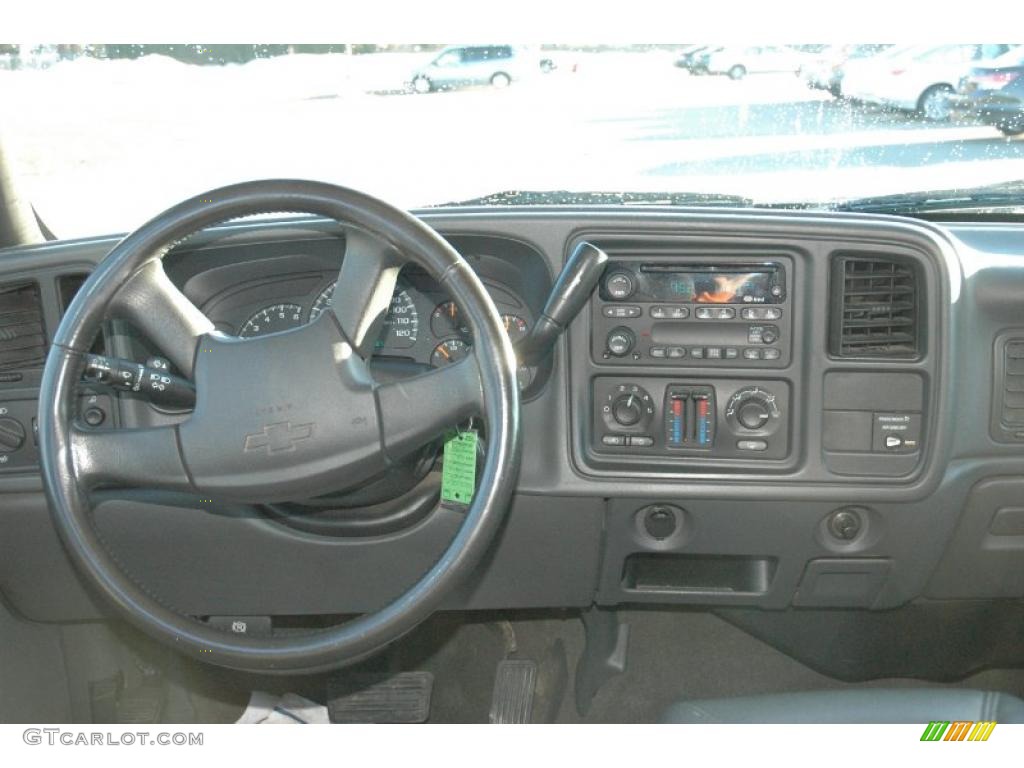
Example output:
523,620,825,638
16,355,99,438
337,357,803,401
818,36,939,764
310,283,419,350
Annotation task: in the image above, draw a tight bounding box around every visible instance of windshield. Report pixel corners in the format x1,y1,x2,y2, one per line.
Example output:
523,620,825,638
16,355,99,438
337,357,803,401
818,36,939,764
3,42,1024,237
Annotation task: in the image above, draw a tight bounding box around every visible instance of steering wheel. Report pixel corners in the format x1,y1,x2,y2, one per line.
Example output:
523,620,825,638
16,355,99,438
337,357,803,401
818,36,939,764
38,180,522,673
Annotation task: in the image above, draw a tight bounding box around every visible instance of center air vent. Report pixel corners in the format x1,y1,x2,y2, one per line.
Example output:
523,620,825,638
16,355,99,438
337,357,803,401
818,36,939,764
830,255,919,359
0,281,46,371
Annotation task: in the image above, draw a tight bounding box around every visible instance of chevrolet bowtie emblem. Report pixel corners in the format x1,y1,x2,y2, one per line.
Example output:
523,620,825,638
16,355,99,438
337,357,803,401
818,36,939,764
244,421,314,453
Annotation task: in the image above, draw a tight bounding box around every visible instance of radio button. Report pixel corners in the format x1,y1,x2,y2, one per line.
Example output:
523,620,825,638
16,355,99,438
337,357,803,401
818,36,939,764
606,327,636,357
628,436,654,447
603,305,641,318
743,348,762,360
649,346,667,358
690,347,705,359
698,306,735,320
602,435,626,446
725,347,739,359
653,305,690,319
763,348,781,360
706,347,723,360
604,272,636,300
667,346,686,359
740,307,783,321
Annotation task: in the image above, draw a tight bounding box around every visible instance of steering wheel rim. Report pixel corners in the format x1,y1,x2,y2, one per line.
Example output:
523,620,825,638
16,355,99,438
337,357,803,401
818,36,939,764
38,179,521,673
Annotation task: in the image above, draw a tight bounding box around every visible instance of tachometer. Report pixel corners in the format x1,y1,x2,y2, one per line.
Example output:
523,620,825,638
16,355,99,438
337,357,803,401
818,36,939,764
310,282,419,350
239,303,305,338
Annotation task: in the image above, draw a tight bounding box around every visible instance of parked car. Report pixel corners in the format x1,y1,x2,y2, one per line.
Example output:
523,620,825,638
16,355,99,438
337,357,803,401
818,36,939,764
407,45,534,93
674,45,719,74
689,46,723,75
703,45,812,80
949,46,1024,136
802,44,894,97
841,44,1017,121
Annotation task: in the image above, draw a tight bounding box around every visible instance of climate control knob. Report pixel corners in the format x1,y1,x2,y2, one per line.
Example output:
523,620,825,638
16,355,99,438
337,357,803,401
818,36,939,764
612,394,645,426
737,401,770,430
606,326,636,357
0,417,26,453
600,383,655,433
726,387,781,433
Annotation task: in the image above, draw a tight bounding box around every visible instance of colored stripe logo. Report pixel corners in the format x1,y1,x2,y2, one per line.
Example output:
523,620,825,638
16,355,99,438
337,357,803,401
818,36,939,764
920,721,997,741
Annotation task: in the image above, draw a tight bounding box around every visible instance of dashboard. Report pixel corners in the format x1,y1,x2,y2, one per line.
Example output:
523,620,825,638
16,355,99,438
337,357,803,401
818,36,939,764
1,207,1023,643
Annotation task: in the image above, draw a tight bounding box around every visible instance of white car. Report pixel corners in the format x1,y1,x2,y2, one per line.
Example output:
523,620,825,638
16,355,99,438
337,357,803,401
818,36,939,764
841,44,1016,120
704,45,811,80
407,45,539,93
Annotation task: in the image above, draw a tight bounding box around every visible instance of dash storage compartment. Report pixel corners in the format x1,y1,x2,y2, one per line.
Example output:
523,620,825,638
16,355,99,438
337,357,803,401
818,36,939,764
622,554,777,595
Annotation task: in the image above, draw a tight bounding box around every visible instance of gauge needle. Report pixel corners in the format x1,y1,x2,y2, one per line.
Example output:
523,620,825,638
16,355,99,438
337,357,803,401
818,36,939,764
438,345,450,360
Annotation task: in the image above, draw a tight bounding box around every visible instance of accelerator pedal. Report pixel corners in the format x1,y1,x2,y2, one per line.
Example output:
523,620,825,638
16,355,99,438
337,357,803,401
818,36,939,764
489,659,537,724
328,672,434,723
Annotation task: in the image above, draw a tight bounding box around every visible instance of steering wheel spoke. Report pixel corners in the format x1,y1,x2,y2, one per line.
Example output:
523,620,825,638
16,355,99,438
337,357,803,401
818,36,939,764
331,228,404,358
71,423,191,492
111,260,214,377
377,353,484,460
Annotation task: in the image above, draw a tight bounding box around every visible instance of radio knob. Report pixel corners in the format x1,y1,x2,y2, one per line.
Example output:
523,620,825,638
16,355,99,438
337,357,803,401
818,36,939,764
604,271,635,300
606,326,635,357
737,401,771,430
612,394,644,427
761,329,778,345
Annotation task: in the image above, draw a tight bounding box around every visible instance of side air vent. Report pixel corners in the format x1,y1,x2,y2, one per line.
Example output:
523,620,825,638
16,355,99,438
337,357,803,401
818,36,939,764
0,281,47,371
992,333,1024,443
830,255,920,359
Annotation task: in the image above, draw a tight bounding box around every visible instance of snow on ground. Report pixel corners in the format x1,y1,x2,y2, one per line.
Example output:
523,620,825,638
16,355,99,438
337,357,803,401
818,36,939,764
2,50,1021,238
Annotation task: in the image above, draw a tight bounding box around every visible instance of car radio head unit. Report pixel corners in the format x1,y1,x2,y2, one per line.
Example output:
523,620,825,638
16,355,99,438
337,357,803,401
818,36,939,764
592,256,793,368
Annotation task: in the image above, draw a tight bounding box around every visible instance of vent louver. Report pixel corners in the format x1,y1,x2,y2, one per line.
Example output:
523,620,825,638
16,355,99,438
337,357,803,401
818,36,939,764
830,255,919,358
0,281,47,371
995,337,1024,441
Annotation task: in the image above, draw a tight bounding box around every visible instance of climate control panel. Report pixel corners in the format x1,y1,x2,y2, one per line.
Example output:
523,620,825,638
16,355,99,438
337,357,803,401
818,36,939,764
592,377,790,460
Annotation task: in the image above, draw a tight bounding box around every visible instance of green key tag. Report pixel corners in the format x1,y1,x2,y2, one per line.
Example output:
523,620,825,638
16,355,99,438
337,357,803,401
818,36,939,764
441,429,478,507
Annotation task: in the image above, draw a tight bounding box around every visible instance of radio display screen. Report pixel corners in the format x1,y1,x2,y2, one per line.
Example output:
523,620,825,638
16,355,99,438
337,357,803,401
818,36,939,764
641,266,780,304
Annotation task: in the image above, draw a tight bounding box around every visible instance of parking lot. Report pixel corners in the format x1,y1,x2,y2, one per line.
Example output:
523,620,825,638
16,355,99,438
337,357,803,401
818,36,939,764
3,50,1023,237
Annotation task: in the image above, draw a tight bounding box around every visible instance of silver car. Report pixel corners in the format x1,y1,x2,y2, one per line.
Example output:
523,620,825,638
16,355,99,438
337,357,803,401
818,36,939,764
408,45,532,93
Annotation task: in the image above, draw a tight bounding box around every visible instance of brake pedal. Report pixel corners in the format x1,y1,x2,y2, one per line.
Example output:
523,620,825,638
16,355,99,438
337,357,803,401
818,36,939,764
328,672,433,723
489,659,537,724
